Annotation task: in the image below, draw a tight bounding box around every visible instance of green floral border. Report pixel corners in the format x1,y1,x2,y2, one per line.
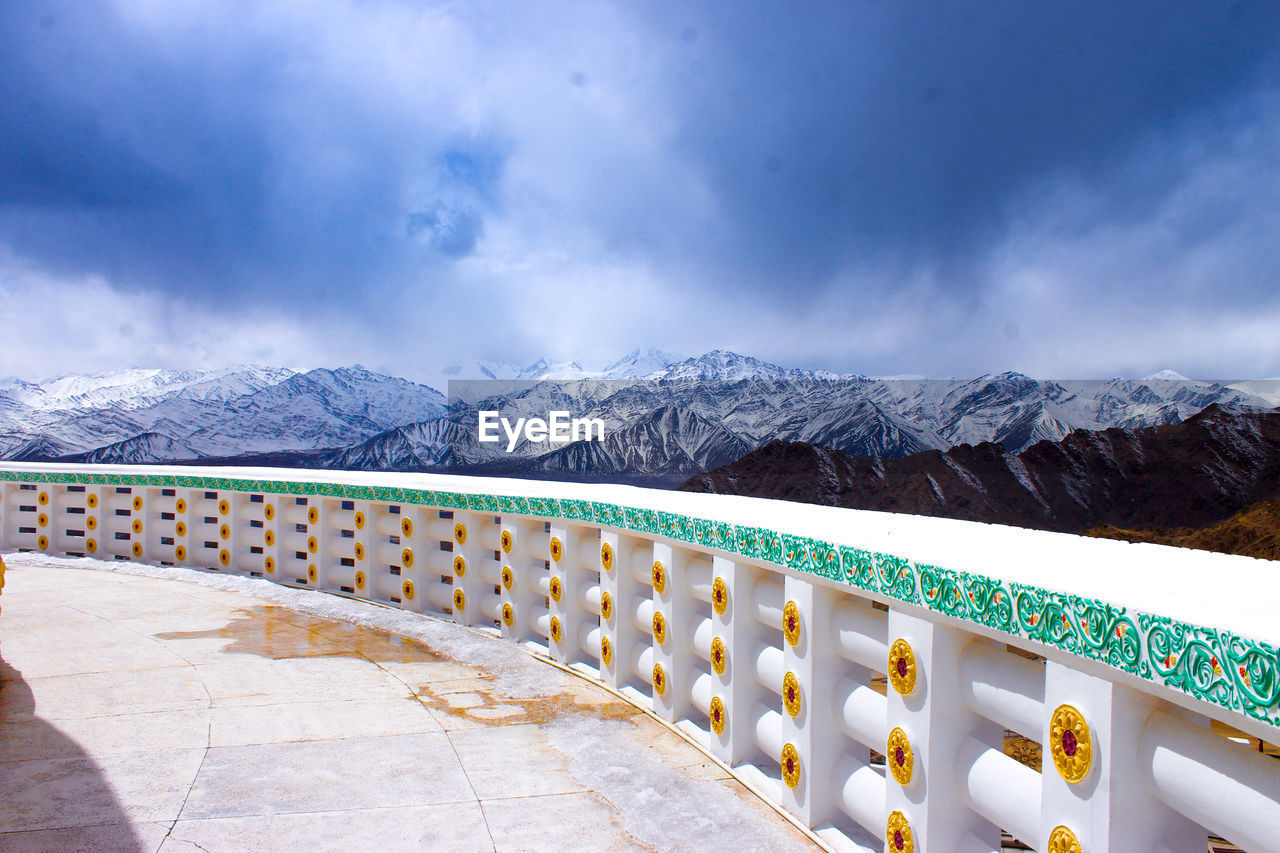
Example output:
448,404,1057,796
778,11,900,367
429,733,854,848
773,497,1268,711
4,467,1277,729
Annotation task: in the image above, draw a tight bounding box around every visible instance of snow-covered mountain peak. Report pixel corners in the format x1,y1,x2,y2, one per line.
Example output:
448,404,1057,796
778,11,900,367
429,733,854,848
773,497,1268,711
0,365,296,412
1144,369,1191,381
601,348,684,379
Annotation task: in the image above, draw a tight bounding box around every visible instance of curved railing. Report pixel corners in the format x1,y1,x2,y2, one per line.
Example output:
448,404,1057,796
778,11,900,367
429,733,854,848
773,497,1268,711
2,463,1278,852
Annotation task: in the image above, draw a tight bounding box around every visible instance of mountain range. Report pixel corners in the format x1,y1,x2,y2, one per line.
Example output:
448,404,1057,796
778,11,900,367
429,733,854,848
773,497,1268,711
680,404,1280,536
1,350,1276,486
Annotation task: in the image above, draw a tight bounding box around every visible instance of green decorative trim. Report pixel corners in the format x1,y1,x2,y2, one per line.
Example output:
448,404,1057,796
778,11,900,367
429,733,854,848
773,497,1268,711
3,467,1278,728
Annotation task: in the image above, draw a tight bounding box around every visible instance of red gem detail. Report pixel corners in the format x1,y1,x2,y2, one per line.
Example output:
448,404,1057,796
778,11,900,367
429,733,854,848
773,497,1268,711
895,746,905,766
786,758,794,773
788,617,796,632
787,688,795,702
894,829,904,849
1062,729,1078,757
896,657,908,678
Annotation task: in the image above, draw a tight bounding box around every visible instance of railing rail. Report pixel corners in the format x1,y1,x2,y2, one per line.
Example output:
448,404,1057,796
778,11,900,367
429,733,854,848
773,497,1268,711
2,463,1279,852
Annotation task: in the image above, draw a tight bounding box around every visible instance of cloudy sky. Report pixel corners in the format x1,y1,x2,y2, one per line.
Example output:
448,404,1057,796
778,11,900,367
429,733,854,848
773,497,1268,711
3,1,1279,382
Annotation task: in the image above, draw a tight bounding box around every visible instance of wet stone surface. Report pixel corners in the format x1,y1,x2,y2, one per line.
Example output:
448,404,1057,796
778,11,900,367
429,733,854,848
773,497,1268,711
0,560,814,852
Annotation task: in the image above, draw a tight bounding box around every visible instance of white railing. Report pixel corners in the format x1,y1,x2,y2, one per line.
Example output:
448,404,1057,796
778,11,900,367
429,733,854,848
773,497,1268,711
2,463,1279,852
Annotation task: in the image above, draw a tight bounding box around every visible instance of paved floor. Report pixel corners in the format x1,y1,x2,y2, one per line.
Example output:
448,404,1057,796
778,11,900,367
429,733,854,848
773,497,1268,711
0,560,813,852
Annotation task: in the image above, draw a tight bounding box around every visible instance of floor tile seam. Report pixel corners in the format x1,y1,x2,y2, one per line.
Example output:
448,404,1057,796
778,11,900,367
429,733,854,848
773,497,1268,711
167,797,487,824
163,719,213,850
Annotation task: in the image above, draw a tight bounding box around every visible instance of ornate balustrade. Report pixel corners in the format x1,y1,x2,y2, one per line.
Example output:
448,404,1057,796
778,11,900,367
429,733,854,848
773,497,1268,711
2,463,1278,852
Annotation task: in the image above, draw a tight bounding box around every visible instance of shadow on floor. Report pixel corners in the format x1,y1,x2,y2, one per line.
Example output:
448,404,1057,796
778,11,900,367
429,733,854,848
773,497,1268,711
0,657,147,853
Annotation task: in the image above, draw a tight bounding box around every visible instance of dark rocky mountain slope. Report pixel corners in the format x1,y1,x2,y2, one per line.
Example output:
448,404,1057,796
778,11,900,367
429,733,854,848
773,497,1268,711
680,405,1280,535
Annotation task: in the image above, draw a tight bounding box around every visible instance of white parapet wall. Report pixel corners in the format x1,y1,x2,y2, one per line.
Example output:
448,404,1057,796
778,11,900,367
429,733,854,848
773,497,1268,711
2,462,1279,853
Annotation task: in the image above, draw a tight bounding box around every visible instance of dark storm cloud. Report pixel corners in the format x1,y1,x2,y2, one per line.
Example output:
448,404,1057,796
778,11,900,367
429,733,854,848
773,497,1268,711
0,0,1278,376
650,1,1280,288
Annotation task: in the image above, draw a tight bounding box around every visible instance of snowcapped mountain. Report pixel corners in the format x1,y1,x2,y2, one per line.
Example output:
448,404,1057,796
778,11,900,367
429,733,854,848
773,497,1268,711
0,365,444,460
0,365,295,413
648,350,844,383
1,351,1274,487
601,348,686,379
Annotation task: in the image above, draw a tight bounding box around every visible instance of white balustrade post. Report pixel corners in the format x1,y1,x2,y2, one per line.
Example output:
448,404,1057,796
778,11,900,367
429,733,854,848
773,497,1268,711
650,541,692,722
451,510,486,627
1040,661,1202,852
260,494,280,579
886,612,1002,852
598,530,643,691
548,523,592,665
498,517,546,645
779,575,842,826
710,557,766,766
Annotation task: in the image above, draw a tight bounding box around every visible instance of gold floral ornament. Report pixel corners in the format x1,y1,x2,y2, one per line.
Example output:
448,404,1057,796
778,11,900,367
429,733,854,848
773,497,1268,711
263,555,273,573
550,536,563,562
453,588,466,612
652,662,667,696
600,542,613,572
307,536,318,554
131,541,143,557
711,577,728,615
453,555,466,577
219,549,232,566
783,601,802,647
651,560,666,593
1047,825,1082,853
783,671,802,717
781,743,801,789
88,516,99,531
600,591,613,621
600,636,613,666
354,511,365,530
1049,704,1093,784
501,565,515,590
308,506,320,524
888,639,918,695
132,495,143,511
176,497,187,514
550,616,563,643
711,637,727,675
400,516,413,537
264,529,275,546
887,727,914,785
219,499,230,516
652,611,667,645
502,602,515,627
134,519,145,535
401,548,414,568
37,491,49,506
886,811,914,853
710,696,726,735
453,522,467,545
355,571,366,590
86,538,98,553
501,529,513,553
401,578,415,600
353,542,365,561
37,513,48,528
173,544,186,561
263,503,273,520
87,494,99,508
549,575,563,603
308,563,318,582
37,535,49,550
217,523,229,539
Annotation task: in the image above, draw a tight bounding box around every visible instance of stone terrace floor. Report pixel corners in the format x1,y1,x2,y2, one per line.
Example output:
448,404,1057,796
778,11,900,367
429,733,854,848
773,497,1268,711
0,560,814,852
